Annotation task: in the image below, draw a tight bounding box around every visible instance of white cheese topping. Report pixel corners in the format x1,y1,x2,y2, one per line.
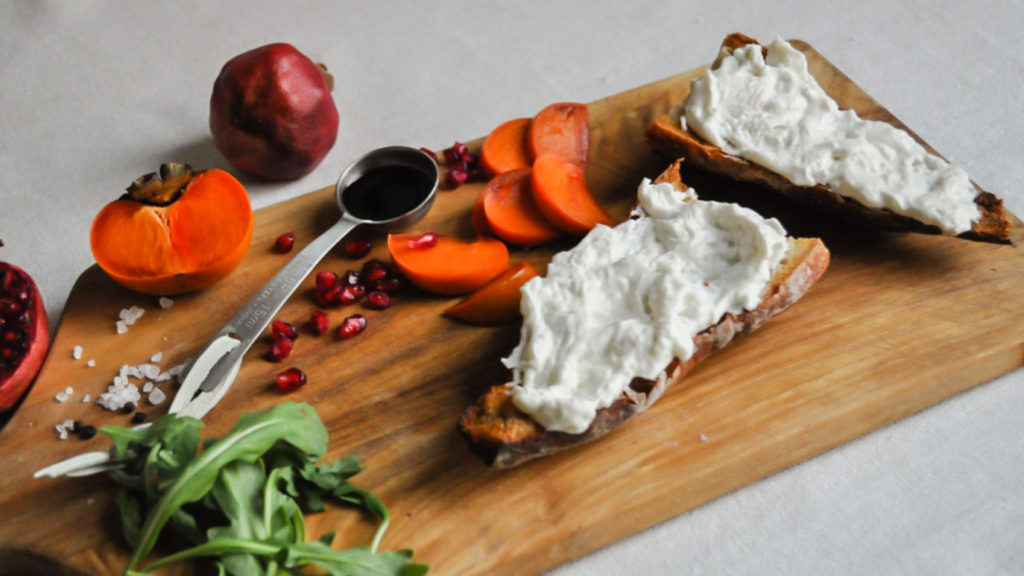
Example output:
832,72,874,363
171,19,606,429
684,38,979,235
503,179,788,434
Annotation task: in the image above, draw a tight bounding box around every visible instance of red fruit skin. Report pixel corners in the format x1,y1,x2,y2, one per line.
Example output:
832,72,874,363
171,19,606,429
0,263,49,413
210,43,339,181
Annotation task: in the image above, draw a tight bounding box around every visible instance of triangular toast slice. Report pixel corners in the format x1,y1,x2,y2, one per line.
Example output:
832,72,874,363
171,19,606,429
645,33,1011,244
459,160,830,468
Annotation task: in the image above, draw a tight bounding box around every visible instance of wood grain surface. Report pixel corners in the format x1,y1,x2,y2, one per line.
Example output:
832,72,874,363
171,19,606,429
1,40,1022,575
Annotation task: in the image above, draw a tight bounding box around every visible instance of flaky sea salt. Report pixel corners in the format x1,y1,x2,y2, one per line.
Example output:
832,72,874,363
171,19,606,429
148,387,167,406
142,381,154,393
54,386,74,402
81,393,91,403
55,419,75,440
150,352,163,363
72,346,83,360
115,305,145,334
97,379,141,412
86,359,95,367
158,297,174,310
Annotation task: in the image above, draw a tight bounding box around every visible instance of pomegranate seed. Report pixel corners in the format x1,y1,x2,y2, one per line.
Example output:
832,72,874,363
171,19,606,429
338,284,366,305
342,269,361,286
452,141,469,157
271,320,298,341
374,276,401,294
318,284,343,307
361,259,389,284
309,310,330,335
273,232,295,253
316,271,338,293
266,337,293,362
337,314,367,339
343,238,372,259
419,147,438,162
461,151,477,166
275,367,307,392
406,232,439,249
364,291,391,310
443,147,461,164
444,167,468,189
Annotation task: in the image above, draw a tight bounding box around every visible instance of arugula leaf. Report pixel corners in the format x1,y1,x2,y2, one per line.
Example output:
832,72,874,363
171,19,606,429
282,542,428,576
124,402,328,571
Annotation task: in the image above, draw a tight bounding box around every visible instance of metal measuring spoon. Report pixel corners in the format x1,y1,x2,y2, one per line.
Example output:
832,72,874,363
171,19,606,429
35,148,437,480
167,145,438,419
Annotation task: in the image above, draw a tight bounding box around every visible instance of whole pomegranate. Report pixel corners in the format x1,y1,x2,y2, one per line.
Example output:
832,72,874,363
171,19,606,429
0,253,50,413
210,43,339,181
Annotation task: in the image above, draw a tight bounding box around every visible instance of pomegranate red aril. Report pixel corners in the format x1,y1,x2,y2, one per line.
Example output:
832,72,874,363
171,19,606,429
364,291,391,310
361,259,389,284
275,367,307,392
419,147,438,162
342,238,371,259
374,276,401,294
338,284,366,305
316,270,338,293
318,284,343,307
271,319,298,340
309,310,330,335
444,167,468,190
406,232,439,249
337,314,367,339
0,261,49,413
265,337,293,362
453,141,469,157
342,269,361,286
273,232,296,253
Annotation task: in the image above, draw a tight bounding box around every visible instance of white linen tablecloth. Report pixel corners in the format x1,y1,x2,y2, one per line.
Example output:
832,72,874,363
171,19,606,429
1,1,1022,574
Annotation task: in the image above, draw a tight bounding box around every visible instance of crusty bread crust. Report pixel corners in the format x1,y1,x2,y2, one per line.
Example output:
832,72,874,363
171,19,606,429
644,34,1012,244
459,160,831,468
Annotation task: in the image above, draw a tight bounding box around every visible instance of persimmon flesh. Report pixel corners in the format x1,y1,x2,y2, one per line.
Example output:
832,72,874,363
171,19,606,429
443,262,539,326
90,163,253,295
388,233,509,296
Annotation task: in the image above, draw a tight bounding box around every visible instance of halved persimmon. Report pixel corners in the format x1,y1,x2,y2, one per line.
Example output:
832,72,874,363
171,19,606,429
530,153,614,235
387,233,509,296
90,163,253,295
527,102,589,168
443,262,539,326
480,117,532,176
481,169,563,247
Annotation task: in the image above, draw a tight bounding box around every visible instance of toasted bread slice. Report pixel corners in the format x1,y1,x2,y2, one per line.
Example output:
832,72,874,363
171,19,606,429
459,160,831,468
645,34,1011,244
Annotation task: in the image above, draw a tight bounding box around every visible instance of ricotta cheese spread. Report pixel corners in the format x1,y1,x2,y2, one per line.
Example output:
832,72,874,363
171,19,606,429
503,179,788,434
684,38,979,235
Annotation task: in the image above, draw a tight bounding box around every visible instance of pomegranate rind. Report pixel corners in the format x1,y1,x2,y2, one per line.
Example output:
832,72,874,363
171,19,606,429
0,263,50,413
90,169,253,296
210,43,340,181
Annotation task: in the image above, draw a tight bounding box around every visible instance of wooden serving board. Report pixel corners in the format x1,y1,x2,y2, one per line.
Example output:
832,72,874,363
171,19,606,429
2,40,1023,575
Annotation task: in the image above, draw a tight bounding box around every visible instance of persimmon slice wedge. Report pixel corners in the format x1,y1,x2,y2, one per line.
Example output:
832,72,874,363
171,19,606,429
481,169,563,247
443,262,539,326
530,153,614,235
387,233,509,296
527,102,589,167
480,117,532,176
90,163,253,295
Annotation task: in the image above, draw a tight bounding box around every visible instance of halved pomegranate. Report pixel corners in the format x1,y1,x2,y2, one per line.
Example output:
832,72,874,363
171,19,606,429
0,260,49,413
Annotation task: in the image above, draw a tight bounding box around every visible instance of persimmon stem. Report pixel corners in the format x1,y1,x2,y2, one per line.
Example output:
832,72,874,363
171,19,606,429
125,162,194,205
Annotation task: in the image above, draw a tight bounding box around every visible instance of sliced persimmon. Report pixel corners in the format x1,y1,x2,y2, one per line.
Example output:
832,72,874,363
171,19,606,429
530,153,614,236
387,233,509,296
471,188,493,237
480,117,532,176
90,163,253,295
481,169,563,247
528,102,589,167
443,262,539,326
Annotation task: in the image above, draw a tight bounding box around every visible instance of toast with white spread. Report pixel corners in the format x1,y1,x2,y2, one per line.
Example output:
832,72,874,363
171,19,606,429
459,160,830,468
645,33,1011,243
